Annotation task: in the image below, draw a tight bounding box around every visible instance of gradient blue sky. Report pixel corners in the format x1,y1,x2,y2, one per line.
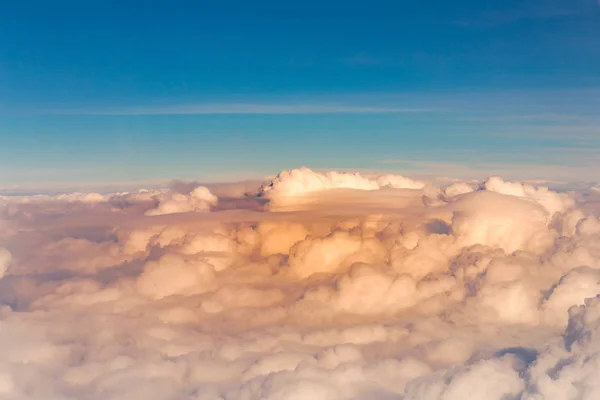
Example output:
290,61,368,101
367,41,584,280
1,0,600,192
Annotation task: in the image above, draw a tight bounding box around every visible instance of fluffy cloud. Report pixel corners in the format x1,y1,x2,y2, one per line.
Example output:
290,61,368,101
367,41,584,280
523,295,600,399
482,176,574,216
145,186,218,216
0,169,600,399
450,190,555,254
0,248,11,279
258,167,425,209
136,254,217,299
404,358,526,400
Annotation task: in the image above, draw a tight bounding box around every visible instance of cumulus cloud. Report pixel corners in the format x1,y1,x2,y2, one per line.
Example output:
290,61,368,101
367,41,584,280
145,186,218,216
1,168,600,399
451,190,555,254
0,248,11,279
0,192,109,204
258,167,425,209
136,254,217,299
481,176,575,216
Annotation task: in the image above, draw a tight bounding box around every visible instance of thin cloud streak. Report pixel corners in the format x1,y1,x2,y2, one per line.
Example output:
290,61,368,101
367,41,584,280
376,159,600,183
452,113,600,123
48,103,432,116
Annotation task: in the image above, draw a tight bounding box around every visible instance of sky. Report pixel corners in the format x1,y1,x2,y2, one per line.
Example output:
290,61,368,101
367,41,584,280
3,3,600,397
1,0,600,191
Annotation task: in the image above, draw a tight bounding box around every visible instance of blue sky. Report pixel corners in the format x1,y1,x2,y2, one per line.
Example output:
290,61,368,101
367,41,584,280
1,0,599,191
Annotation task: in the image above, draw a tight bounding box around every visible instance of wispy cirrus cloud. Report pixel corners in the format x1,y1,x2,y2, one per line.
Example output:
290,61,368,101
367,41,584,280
377,146,600,183
376,159,600,184
452,113,600,123
46,103,431,116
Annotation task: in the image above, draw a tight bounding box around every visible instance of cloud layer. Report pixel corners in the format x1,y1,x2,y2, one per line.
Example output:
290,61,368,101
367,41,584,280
1,167,600,399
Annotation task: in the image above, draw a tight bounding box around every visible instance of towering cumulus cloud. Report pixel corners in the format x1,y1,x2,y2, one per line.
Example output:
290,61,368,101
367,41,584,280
258,167,425,209
145,186,218,216
1,167,600,399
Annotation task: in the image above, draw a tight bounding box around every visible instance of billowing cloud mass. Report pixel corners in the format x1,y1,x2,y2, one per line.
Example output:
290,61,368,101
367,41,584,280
258,167,425,209
0,248,11,279
145,186,218,216
1,167,600,399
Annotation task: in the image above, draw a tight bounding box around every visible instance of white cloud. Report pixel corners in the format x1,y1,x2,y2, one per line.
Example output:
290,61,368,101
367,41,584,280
482,176,575,216
258,167,425,209
145,186,218,216
1,169,600,399
0,248,11,279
